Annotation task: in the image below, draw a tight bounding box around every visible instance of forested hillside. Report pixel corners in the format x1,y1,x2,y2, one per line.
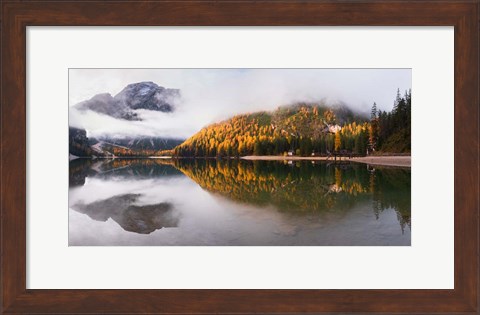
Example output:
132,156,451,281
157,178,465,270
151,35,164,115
374,89,412,153
174,89,411,157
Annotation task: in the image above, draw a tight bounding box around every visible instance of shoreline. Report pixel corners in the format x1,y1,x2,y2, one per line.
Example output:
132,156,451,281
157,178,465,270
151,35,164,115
241,155,411,167
349,156,410,167
71,155,411,168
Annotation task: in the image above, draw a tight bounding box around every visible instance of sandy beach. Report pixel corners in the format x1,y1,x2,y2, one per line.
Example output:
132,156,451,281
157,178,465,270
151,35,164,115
241,155,411,167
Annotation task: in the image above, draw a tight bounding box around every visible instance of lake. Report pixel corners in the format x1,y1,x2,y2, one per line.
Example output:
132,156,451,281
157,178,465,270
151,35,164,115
69,158,411,246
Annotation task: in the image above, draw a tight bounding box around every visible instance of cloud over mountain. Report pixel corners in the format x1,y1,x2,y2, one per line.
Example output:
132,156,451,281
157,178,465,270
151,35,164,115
69,69,411,139
73,81,179,121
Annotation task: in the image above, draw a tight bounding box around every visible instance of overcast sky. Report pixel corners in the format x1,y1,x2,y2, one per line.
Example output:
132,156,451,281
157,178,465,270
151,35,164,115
69,68,411,139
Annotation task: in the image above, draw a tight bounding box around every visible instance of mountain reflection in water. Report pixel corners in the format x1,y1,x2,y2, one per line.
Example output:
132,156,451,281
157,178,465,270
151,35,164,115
72,194,178,234
69,158,411,246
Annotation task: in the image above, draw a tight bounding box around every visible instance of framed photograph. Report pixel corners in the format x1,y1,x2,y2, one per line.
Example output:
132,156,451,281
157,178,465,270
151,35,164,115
1,1,478,314
68,68,412,246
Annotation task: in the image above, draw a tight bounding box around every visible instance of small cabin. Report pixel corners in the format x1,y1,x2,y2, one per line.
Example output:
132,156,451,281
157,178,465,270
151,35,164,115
287,150,294,156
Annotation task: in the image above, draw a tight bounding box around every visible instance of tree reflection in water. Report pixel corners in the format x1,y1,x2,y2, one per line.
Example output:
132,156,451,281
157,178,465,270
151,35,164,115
69,158,410,241
169,159,411,232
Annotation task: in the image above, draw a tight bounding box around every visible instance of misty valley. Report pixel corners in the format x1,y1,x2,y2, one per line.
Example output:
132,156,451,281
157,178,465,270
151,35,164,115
69,158,411,246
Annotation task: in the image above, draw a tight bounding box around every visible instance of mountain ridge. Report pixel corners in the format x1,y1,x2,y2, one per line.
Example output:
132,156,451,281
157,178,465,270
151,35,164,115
73,81,179,121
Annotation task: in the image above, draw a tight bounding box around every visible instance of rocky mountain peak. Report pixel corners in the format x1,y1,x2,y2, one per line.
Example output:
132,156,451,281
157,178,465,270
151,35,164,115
73,81,180,121
114,81,179,112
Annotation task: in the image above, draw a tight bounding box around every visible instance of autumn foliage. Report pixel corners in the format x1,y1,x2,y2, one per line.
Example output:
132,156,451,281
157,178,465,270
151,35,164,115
174,104,370,157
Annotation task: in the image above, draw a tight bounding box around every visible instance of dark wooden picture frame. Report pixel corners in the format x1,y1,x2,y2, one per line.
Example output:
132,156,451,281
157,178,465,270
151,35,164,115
1,1,478,314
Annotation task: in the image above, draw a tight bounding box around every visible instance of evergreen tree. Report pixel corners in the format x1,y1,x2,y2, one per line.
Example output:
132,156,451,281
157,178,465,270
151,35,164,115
369,102,379,152
393,88,402,112
371,102,377,119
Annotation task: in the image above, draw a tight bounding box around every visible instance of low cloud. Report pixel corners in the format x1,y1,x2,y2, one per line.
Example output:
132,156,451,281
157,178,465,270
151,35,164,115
69,69,411,139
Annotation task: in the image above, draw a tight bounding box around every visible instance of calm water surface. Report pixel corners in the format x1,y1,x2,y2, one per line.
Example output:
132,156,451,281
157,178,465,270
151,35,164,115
69,158,411,246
